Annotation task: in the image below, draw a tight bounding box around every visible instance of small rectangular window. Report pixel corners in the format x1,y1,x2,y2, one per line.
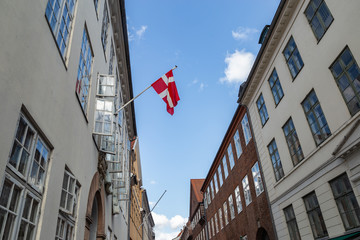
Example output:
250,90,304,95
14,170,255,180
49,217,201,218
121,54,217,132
227,144,235,169
257,94,269,126
222,156,229,179
330,173,360,230
217,165,223,187
223,201,229,225
268,139,285,181
228,195,235,220
268,69,284,105
330,47,360,116
283,118,304,166
213,173,218,194
302,90,331,145
45,0,76,59
241,113,252,145
251,162,264,196
75,28,94,114
242,175,252,206
101,2,109,52
234,130,242,158
214,213,219,233
218,208,223,229
234,186,242,214
284,205,301,240
305,0,333,41
303,192,328,238
94,99,114,136
283,37,304,79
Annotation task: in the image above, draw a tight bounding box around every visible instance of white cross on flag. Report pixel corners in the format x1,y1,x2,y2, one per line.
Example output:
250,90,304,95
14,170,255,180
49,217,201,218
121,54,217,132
151,69,180,115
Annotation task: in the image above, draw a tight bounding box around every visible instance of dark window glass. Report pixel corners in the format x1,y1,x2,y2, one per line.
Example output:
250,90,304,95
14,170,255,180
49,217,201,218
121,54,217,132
268,69,284,105
257,94,269,126
268,139,284,181
283,118,304,166
284,205,301,240
303,192,328,238
283,37,304,79
305,0,333,41
330,47,360,116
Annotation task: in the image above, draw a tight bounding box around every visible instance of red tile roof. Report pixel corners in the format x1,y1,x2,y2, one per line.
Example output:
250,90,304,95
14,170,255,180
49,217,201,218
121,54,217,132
191,179,205,203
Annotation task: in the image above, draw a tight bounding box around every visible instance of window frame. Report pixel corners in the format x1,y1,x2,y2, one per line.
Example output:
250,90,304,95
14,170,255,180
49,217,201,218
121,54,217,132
283,36,304,79
282,118,304,166
304,0,334,42
251,162,264,196
234,130,242,159
284,205,301,240
227,143,235,170
268,68,284,106
256,94,269,126
267,139,285,181
75,27,94,116
242,175,252,206
222,156,229,179
223,201,229,225
101,1,109,55
303,191,328,239
234,186,242,214
329,46,360,116
241,113,252,145
301,90,331,146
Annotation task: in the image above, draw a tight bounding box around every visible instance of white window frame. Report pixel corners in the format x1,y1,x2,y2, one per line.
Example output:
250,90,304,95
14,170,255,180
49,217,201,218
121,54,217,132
227,144,235,169
223,201,229,225
234,130,242,159
251,162,264,196
93,99,114,136
242,175,252,206
218,208,223,229
235,186,242,214
214,213,219,233
97,75,116,97
241,113,252,145
214,173,218,193
60,170,77,214
228,194,235,220
217,165,223,187
222,157,228,179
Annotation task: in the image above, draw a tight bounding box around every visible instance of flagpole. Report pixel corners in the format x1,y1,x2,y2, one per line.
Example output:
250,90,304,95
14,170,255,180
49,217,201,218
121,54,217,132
115,65,177,114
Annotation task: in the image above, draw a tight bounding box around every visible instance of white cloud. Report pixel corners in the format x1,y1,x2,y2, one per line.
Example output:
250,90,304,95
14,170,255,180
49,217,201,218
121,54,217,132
150,180,157,185
188,78,207,91
136,25,148,39
170,215,188,229
220,49,255,84
152,212,188,240
232,27,258,41
128,25,148,41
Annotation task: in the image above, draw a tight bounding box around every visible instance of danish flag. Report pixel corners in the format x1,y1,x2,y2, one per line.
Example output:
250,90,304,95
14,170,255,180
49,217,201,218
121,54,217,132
151,69,180,115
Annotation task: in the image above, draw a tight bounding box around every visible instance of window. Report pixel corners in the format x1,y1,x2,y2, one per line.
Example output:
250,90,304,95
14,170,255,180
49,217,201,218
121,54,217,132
207,222,211,239
210,181,215,200
101,2,109,52
93,0,99,14
242,175,252,206
283,118,304,166
330,47,360,116
257,94,269,126
211,218,215,237
109,41,115,74
207,187,211,205
75,28,93,114
227,144,235,169
234,186,242,214
241,113,252,145
94,99,114,136
213,173,219,194
283,37,304,79
59,170,79,214
218,208,223,229
222,156,229,179
45,0,76,59
251,162,264,196
223,201,229,225
330,173,360,230
303,192,328,238
204,191,208,209
302,90,331,145
217,165,223,187
268,139,285,181
228,195,235,220
214,213,219,233
284,205,301,240
97,75,116,97
305,0,333,41
234,130,242,158
268,69,284,105
0,113,50,240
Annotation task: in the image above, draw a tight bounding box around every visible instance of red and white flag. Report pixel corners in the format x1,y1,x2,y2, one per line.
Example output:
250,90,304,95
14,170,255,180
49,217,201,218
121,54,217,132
151,69,180,115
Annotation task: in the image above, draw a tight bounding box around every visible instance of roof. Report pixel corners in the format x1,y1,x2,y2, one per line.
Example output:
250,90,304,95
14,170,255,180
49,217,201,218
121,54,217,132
191,179,205,203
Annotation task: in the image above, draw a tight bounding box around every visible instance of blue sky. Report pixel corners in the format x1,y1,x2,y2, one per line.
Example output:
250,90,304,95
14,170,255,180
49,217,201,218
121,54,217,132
125,0,280,239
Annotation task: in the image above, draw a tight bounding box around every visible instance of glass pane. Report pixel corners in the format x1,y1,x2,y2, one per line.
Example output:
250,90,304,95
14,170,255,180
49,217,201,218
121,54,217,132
331,61,343,78
16,118,27,143
0,179,12,207
60,190,67,208
341,49,352,67
17,221,27,240
22,195,32,219
30,200,39,222
26,224,35,240
9,185,21,212
24,129,34,150
62,173,69,189
3,213,16,240
19,151,29,175
9,142,22,168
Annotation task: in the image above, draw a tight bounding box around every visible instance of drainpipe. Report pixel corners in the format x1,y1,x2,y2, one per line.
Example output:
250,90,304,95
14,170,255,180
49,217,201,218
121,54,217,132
240,104,278,240
127,150,134,240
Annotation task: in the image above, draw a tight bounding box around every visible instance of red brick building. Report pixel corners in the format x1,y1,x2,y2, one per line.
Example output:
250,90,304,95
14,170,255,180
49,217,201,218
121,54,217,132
201,105,276,240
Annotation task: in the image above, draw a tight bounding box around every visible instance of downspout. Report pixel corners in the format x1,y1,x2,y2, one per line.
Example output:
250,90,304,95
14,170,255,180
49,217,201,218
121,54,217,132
240,103,278,240
127,150,133,240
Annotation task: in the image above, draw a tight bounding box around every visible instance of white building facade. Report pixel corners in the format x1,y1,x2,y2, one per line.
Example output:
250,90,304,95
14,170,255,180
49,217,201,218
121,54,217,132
238,0,360,239
0,0,136,239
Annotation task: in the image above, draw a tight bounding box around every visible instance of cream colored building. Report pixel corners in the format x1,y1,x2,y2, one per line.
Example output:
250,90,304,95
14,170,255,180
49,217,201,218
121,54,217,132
238,0,360,239
0,0,137,239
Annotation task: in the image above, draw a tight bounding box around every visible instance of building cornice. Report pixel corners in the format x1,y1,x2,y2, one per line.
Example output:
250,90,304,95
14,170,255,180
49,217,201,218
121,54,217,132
238,0,300,105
